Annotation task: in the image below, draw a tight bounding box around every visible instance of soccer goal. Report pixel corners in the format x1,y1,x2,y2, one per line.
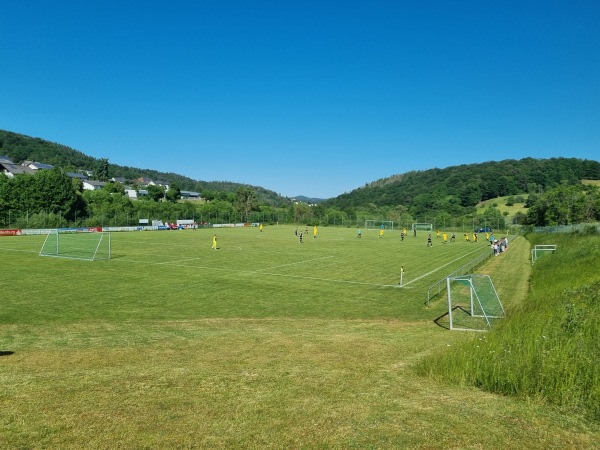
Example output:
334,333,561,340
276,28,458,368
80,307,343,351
365,220,394,230
531,244,557,265
40,230,111,261
446,274,505,331
411,223,433,231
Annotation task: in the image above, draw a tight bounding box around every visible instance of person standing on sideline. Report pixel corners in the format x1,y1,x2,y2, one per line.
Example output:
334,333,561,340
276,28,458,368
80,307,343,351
259,223,263,232
212,234,217,250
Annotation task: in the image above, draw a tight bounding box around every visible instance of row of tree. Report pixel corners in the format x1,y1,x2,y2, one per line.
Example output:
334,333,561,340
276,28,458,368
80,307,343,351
2,128,600,229
1,166,599,230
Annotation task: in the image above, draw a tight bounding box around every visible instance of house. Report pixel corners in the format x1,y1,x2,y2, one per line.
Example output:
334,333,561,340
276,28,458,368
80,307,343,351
125,189,148,200
111,177,127,184
26,161,54,170
66,172,87,181
0,157,36,177
125,189,138,200
136,177,153,186
83,180,106,190
181,190,201,200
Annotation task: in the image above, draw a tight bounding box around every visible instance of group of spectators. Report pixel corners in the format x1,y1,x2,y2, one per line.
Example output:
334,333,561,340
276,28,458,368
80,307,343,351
491,236,508,256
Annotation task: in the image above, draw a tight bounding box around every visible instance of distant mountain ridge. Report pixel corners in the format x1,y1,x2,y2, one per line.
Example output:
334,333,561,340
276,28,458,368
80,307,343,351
292,195,328,204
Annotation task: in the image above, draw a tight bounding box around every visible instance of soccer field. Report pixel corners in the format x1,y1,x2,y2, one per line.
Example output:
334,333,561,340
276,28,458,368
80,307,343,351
0,225,490,324
2,226,595,449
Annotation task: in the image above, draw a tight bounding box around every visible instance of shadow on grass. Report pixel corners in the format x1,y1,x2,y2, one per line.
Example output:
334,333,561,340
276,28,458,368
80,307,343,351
0,351,14,357
433,305,471,330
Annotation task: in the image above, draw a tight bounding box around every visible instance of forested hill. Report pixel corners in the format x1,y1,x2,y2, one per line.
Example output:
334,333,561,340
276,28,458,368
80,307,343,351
324,158,600,216
0,130,289,206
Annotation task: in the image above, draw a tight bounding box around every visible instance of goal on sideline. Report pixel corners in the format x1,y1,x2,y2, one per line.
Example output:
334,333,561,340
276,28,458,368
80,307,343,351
40,230,111,261
446,274,505,331
531,244,557,265
412,223,433,231
365,220,394,230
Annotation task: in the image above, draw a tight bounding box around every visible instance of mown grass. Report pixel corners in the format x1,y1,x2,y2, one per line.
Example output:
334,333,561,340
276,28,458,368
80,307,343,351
476,195,528,219
1,226,599,448
417,231,600,422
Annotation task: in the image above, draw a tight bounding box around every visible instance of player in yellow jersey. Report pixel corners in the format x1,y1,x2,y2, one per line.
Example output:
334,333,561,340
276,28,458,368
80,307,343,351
443,232,447,243
211,234,217,250
313,225,318,238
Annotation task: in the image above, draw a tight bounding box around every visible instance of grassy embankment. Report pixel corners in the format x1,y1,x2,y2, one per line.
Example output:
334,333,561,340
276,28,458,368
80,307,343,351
417,231,600,421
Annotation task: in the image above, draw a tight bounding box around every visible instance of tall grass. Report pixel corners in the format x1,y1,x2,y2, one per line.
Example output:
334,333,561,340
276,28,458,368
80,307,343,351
416,232,600,420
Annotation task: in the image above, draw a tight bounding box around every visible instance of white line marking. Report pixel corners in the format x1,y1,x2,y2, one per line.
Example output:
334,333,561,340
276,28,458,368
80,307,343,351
402,247,488,287
256,255,335,271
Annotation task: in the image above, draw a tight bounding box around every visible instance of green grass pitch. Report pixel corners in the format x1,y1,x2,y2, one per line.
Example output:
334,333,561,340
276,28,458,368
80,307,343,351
1,226,596,449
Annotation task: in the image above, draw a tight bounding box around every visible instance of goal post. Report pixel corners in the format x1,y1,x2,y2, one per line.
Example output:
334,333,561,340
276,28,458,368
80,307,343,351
446,274,505,331
365,220,394,230
412,223,433,231
40,229,111,261
531,244,557,265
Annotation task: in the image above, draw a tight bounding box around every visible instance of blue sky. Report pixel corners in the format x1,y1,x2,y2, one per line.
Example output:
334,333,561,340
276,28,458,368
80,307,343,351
1,1,598,198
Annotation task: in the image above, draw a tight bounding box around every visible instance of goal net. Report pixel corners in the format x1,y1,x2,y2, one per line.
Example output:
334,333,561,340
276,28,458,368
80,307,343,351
40,230,111,261
412,223,433,231
365,220,394,230
446,274,505,331
531,244,556,265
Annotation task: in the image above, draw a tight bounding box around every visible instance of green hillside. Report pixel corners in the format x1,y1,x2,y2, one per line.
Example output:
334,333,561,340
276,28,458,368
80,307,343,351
0,130,289,207
325,158,600,218
2,129,600,225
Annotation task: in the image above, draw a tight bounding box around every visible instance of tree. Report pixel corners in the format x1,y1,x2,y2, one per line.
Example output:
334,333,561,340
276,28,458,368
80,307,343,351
165,182,182,203
146,184,165,202
96,158,110,182
235,187,258,221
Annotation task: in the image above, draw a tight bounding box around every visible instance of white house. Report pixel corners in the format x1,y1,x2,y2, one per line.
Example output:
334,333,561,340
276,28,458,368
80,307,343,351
27,161,54,170
83,180,106,190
